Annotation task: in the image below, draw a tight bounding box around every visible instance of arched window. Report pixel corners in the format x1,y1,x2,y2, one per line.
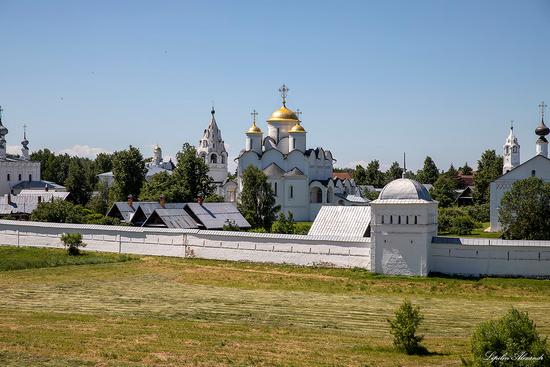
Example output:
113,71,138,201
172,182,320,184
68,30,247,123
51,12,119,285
512,146,517,153
309,187,322,203
221,155,225,164
210,154,217,164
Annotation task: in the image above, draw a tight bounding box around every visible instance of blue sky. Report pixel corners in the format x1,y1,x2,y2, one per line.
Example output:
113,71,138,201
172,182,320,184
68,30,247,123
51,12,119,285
1,0,549,172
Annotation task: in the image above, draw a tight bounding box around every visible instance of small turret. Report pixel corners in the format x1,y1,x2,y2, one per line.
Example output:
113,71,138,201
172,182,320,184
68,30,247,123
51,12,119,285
536,102,549,157
21,125,29,160
246,109,263,154
0,106,8,160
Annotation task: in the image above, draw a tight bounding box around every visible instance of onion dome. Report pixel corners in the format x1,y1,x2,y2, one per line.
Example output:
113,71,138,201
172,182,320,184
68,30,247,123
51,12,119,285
267,105,300,123
21,135,29,148
289,121,306,133
246,121,262,134
535,118,550,137
378,178,432,201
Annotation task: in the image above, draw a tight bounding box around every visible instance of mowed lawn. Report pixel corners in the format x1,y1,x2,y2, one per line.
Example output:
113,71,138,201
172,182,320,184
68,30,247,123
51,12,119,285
0,246,549,366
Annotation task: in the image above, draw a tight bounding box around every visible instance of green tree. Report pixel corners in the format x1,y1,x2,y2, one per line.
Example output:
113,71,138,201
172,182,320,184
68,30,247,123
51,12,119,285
384,161,403,185
387,300,426,355
473,150,503,204
30,199,86,223
471,308,549,367
65,159,93,205
352,164,367,185
94,152,113,174
109,146,146,202
171,143,214,202
86,180,111,215
139,171,176,202
430,174,458,208
416,156,439,184
459,162,473,175
499,177,550,240
238,166,280,230
365,160,385,187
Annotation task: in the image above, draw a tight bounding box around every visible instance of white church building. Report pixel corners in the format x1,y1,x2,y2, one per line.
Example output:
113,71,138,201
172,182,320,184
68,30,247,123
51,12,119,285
235,85,367,221
0,107,42,196
490,102,550,231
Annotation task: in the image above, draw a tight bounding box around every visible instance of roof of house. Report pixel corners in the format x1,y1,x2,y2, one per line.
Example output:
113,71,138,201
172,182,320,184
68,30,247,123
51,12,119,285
458,174,474,187
0,192,70,215
185,202,251,229
377,178,433,202
308,206,371,238
12,180,66,191
332,172,352,180
130,202,187,225
142,208,199,229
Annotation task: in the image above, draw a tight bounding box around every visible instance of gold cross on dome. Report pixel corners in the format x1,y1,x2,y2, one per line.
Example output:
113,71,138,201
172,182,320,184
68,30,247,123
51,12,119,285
278,84,289,105
539,101,547,119
251,109,258,123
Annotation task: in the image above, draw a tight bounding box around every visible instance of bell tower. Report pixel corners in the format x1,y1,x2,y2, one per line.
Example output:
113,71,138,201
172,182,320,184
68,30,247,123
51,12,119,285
503,120,520,174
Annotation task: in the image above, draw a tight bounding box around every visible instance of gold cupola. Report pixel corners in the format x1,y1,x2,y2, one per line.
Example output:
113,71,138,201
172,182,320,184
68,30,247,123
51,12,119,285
267,84,300,123
246,109,262,134
289,121,306,133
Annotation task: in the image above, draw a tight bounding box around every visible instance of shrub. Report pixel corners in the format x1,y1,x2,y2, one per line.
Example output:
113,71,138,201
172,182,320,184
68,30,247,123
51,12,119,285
248,227,267,233
451,215,475,236
271,212,295,234
60,233,86,256
294,222,312,235
465,203,490,224
470,308,549,367
387,300,426,355
222,219,240,231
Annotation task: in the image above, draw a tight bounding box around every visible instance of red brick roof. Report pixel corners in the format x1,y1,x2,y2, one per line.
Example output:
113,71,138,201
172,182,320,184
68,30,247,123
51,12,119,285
333,172,352,180
458,174,474,187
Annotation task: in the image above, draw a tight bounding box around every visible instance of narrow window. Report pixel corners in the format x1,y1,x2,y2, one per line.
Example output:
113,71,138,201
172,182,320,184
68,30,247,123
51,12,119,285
292,139,296,150
18,174,21,181
29,174,32,182
277,128,280,142
290,185,293,199
406,216,409,224
398,216,401,224
381,215,384,224
274,182,278,196
531,170,536,177
6,174,10,181
390,215,393,224
414,216,418,224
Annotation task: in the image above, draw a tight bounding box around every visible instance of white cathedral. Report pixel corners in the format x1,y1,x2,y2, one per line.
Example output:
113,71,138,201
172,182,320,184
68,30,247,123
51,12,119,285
196,85,367,221
235,85,365,221
490,102,550,231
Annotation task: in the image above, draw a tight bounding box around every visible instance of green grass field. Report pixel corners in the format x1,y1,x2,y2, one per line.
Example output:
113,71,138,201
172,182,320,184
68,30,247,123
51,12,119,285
0,246,549,366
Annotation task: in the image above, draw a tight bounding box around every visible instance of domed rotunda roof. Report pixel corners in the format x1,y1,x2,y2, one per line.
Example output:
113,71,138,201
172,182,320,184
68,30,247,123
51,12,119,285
378,178,432,201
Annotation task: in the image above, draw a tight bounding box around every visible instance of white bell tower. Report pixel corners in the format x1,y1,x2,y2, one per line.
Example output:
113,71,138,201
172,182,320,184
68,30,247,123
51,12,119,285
197,108,228,184
503,121,520,174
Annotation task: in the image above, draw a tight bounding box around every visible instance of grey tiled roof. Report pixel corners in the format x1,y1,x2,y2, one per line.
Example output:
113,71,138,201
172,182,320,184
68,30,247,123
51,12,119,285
0,192,70,215
143,208,199,229
185,202,251,229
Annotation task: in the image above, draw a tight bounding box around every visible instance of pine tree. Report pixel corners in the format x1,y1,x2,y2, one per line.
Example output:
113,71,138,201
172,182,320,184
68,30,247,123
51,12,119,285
416,156,439,184
365,160,384,187
352,164,367,185
384,161,403,185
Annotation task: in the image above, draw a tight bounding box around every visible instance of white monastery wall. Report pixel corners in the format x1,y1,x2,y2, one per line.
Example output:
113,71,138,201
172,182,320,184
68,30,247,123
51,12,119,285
1,220,550,277
431,237,550,277
0,220,371,269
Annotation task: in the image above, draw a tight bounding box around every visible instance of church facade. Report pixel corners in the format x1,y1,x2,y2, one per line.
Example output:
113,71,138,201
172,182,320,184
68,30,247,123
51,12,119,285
0,107,42,196
490,102,550,231
235,85,366,221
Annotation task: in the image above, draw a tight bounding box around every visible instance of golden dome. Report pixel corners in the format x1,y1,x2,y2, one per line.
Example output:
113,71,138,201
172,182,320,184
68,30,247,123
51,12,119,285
246,121,262,134
267,105,300,123
289,122,306,133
